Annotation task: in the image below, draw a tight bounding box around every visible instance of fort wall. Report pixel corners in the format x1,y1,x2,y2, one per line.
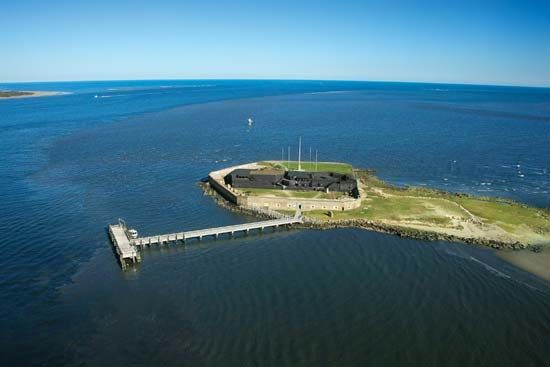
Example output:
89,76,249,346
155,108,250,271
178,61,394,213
241,195,361,212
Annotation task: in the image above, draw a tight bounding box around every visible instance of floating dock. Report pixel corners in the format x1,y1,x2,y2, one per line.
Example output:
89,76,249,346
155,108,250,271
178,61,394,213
109,213,302,270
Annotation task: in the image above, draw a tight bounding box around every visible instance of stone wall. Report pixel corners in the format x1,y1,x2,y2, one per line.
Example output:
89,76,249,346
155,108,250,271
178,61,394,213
208,174,239,204
241,195,361,212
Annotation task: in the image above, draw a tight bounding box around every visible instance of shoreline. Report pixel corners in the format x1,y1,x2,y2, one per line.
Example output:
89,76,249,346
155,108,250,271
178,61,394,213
497,250,550,281
0,90,66,99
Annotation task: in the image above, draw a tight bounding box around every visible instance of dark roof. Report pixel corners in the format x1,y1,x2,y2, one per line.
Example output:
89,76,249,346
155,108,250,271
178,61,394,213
231,169,253,176
252,169,285,176
287,171,312,179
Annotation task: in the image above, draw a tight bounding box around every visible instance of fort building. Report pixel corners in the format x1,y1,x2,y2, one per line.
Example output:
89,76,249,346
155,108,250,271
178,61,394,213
209,162,362,212
225,168,358,197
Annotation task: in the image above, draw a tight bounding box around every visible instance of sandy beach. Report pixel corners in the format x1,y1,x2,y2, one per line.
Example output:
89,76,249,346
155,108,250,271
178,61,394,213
498,250,550,281
0,90,65,99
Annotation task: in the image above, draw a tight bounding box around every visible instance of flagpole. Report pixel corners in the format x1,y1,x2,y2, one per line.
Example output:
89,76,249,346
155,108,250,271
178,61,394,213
298,137,302,171
287,146,290,170
315,149,318,171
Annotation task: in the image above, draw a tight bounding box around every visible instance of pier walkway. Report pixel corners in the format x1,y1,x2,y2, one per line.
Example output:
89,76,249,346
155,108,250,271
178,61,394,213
109,212,302,269
131,214,302,247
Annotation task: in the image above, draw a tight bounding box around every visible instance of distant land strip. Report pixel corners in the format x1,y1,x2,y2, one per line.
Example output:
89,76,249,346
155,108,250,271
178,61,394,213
0,90,65,99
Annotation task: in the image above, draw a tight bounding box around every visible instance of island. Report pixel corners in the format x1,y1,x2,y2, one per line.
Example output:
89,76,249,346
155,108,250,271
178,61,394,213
0,90,62,99
204,161,550,253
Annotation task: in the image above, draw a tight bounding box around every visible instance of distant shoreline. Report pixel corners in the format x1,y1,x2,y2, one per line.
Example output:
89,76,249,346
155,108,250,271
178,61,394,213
0,90,66,99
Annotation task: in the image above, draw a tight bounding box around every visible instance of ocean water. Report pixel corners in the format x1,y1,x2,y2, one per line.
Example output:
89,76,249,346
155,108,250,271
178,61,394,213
0,80,549,366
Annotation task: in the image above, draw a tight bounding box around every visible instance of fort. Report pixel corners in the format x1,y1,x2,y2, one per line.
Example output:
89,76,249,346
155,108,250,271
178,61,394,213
209,161,362,212
225,168,358,194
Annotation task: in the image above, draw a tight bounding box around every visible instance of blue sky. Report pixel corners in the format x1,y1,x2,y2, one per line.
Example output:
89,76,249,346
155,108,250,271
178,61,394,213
2,0,550,86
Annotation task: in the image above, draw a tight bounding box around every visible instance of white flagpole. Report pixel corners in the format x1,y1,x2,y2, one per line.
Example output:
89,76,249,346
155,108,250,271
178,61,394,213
315,149,318,171
298,137,302,171
287,146,290,170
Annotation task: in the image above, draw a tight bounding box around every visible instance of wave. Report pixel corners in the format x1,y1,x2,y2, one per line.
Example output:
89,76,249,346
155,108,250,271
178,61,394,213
105,84,214,92
442,249,510,279
468,256,511,279
443,249,545,292
95,94,129,98
306,90,351,95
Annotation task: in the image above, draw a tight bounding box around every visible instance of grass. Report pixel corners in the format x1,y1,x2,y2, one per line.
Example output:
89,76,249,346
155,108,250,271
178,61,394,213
453,197,550,233
239,187,346,199
308,194,461,226
365,196,461,221
262,161,354,174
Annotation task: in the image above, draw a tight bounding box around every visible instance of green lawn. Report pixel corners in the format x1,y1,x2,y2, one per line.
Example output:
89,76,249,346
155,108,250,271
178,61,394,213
262,161,354,174
239,187,345,199
453,197,550,232
306,194,461,226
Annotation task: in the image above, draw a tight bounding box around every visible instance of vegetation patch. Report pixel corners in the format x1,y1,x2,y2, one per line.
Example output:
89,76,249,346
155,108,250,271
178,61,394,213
262,161,354,174
239,187,346,199
0,91,33,98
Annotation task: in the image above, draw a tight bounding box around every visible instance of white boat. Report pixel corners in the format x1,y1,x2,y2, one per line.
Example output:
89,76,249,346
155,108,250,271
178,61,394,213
128,229,138,239
247,118,253,126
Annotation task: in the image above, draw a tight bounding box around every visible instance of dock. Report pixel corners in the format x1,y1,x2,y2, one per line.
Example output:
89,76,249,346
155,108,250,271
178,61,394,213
108,219,142,270
109,213,302,270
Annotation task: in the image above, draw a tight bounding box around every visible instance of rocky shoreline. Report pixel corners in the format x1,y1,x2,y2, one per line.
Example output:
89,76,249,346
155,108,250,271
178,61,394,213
200,182,532,251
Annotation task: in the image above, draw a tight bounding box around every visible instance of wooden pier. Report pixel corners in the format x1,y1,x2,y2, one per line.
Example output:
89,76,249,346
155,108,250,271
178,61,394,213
109,213,302,270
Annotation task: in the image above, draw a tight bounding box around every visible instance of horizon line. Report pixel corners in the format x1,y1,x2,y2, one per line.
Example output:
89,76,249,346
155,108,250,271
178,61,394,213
1,77,549,90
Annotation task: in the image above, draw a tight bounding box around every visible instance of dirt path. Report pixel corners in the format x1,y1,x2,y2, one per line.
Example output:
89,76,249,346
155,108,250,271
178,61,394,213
368,185,483,224
363,184,517,243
